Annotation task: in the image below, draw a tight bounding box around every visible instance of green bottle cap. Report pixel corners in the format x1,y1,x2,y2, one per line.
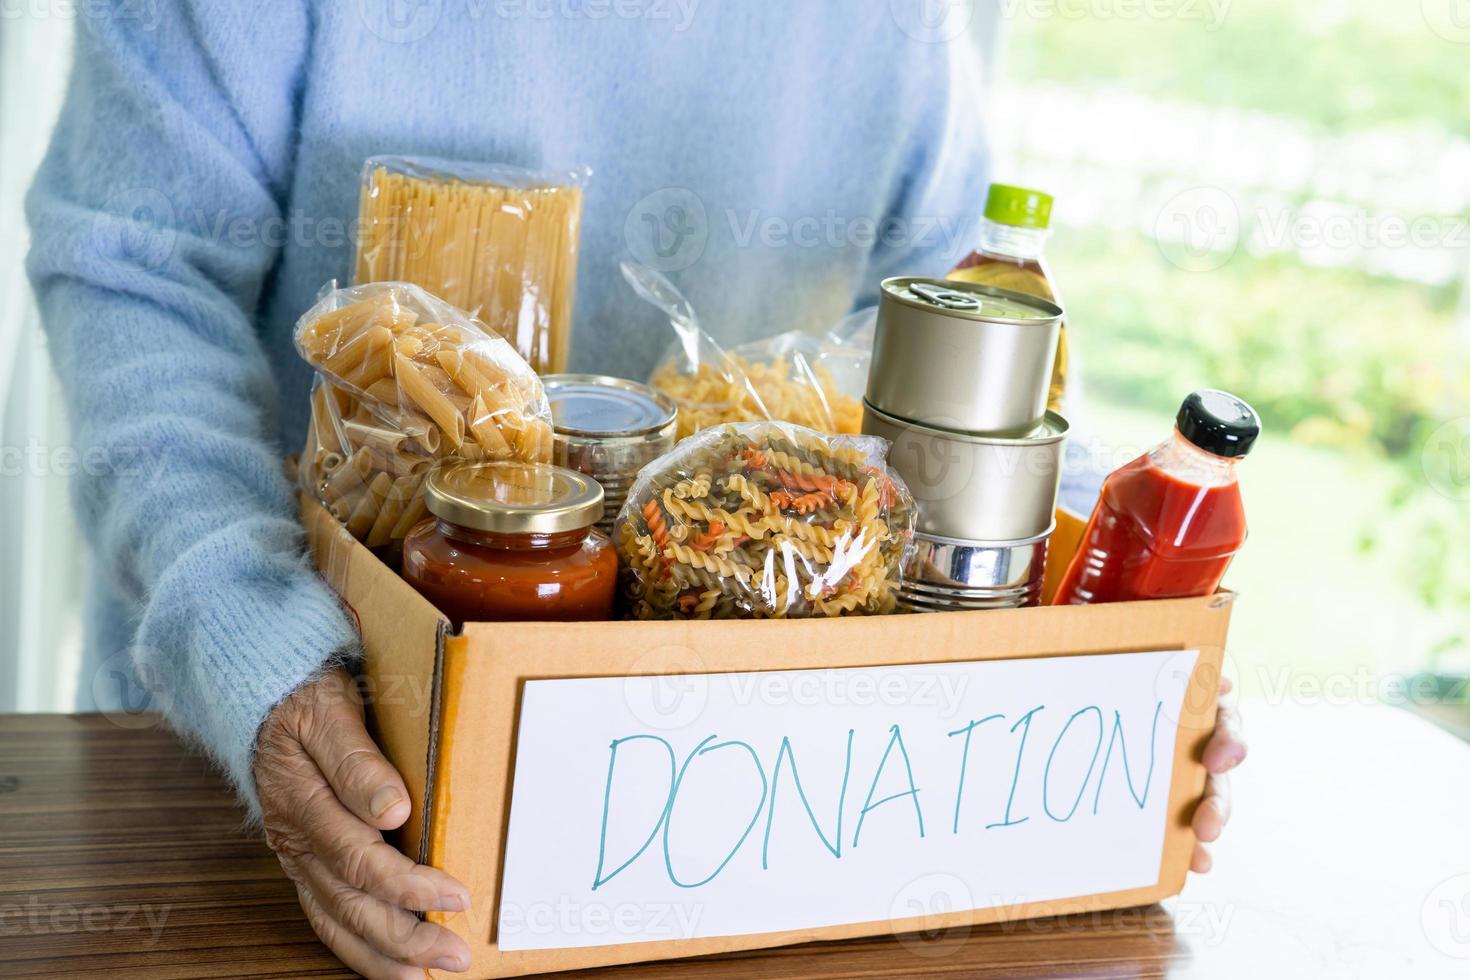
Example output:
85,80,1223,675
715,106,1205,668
983,183,1054,230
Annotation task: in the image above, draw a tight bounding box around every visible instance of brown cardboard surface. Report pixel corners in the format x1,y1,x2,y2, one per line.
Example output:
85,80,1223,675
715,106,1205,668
303,496,446,860
303,497,1232,979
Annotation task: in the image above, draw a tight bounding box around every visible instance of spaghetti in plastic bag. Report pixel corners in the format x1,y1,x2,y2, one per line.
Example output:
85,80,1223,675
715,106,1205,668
355,155,588,374
295,281,552,548
615,422,913,619
623,261,869,436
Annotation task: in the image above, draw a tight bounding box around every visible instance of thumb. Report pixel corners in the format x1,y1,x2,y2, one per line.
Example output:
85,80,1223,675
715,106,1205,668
296,669,412,831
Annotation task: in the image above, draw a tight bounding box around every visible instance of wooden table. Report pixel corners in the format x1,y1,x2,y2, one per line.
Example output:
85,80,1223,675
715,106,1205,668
2,702,1467,979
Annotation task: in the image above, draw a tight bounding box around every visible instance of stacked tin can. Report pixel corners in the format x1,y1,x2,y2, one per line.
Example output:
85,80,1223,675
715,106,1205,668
542,375,678,535
862,277,1068,611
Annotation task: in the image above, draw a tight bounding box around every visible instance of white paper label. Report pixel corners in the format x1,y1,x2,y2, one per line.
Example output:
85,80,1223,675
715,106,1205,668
497,649,1198,951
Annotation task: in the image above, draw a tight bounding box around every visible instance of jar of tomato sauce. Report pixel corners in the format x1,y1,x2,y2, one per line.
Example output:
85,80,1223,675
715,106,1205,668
402,460,618,625
1053,390,1259,605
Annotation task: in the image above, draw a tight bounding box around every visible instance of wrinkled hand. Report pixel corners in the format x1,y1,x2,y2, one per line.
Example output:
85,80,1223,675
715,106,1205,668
1190,676,1246,874
255,667,472,979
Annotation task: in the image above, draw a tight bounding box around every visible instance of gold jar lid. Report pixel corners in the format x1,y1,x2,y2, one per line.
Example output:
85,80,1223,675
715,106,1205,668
424,460,604,535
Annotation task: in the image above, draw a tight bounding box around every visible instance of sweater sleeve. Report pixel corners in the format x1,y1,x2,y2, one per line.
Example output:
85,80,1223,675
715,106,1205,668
854,37,992,308
25,1,357,815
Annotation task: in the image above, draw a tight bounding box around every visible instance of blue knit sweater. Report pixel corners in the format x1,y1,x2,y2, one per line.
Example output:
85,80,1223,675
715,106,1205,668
26,2,992,812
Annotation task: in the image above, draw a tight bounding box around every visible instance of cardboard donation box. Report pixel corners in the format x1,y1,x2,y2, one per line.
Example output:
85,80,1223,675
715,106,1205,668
304,496,1233,979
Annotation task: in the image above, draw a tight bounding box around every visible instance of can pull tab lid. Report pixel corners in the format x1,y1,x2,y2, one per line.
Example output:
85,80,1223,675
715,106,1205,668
909,281,981,311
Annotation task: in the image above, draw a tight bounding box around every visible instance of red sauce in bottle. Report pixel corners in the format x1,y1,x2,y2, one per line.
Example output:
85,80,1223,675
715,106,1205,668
1054,391,1259,605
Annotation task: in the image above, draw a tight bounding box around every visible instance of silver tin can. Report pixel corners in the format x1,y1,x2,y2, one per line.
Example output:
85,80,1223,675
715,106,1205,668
868,276,1063,436
543,374,678,532
862,400,1067,542
897,529,1050,612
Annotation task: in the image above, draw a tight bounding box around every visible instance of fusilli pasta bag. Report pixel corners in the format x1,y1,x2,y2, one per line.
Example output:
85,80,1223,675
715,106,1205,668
295,281,553,549
725,330,868,436
623,260,869,437
615,422,914,619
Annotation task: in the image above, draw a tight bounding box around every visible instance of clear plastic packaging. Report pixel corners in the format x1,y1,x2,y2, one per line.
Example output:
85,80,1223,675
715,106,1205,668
623,261,869,437
295,281,553,548
728,331,867,435
354,155,589,375
615,422,913,619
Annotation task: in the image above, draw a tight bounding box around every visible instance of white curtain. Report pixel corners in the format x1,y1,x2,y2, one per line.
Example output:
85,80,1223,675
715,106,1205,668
0,16,81,711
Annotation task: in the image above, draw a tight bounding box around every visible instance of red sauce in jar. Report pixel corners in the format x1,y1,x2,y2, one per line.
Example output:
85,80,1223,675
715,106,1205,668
402,521,616,625
400,460,617,625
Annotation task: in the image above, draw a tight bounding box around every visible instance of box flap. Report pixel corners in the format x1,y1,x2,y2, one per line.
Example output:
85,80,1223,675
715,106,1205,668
303,494,448,861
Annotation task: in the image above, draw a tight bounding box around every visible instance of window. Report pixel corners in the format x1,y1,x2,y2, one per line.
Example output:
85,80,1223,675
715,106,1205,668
996,1,1470,730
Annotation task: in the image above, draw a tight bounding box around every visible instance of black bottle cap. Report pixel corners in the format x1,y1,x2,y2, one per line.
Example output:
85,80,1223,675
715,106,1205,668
1176,390,1260,458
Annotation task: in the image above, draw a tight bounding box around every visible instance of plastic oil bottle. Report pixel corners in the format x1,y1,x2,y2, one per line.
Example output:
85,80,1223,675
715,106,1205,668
948,183,1068,414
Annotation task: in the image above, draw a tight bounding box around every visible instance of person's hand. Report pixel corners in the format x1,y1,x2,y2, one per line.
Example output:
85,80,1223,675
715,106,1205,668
1190,676,1246,874
254,666,473,979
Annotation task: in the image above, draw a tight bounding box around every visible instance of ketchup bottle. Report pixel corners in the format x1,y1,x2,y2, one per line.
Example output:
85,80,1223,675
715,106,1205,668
1053,390,1260,605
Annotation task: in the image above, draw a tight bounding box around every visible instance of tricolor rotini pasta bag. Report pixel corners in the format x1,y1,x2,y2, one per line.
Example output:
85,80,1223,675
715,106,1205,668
295,281,553,549
623,261,870,437
615,422,914,619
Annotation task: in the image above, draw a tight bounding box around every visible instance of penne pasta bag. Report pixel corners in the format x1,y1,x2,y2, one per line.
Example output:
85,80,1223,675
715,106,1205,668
353,155,590,375
623,261,870,438
295,281,554,550
614,421,913,620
